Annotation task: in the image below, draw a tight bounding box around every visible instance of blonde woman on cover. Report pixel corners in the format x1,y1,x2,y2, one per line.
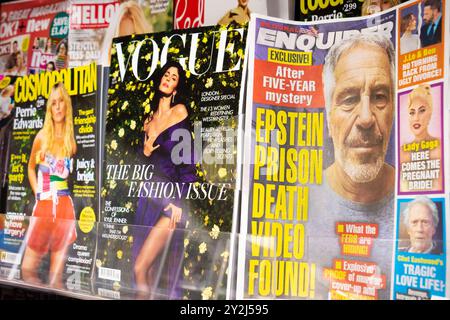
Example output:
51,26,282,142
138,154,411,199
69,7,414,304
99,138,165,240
361,0,399,15
21,82,77,289
400,84,442,191
100,0,153,66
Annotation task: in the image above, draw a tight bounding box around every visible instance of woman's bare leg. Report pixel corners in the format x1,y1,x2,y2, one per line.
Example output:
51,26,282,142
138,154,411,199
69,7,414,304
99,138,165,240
48,245,69,289
134,216,172,299
21,247,45,285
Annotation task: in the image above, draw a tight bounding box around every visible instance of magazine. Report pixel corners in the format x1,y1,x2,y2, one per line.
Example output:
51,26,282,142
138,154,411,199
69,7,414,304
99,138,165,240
295,0,403,21
0,64,99,293
68,0,120,67
0,0,70,75
69,0,173,67
174,0,294,29
238,0,448,300
0,75,17,214
99,24,247,299
393,0,448,300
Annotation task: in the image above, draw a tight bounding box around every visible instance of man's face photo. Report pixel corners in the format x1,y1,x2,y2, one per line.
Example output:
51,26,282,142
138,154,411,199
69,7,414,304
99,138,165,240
329,44,393,183
423,5,434,24
407,203,436,252
12,41,18,53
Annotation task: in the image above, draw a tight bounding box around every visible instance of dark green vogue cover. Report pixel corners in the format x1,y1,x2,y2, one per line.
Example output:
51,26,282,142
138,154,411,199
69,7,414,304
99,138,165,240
99,24,247,299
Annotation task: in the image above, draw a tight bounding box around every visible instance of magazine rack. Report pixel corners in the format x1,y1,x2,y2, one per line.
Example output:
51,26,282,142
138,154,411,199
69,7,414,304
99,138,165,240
0,213,279,300
2,213,447,300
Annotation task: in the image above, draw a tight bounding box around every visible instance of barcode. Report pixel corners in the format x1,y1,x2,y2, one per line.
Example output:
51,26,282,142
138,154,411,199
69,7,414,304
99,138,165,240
0,266,20,279
98,287,121,299
0,251,21,264
98,267,121,282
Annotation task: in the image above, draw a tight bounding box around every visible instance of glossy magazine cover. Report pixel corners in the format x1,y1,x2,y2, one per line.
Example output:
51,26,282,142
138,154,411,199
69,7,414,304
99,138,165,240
174,0,294,29
0,74,17,214
238,10,399,300
69,0,173,67
393,0,448,300
0,64,99,294
0,0,70,75
239,0,449,299
295,0,402,21
99,24,247,299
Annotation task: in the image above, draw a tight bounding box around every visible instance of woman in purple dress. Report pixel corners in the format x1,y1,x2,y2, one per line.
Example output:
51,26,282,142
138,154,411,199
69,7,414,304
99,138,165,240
133,61,197,299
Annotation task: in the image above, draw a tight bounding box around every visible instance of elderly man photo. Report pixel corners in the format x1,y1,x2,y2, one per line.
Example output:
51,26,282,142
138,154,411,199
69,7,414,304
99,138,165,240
399,197,442,254
322,32,395,206
308,33,396,299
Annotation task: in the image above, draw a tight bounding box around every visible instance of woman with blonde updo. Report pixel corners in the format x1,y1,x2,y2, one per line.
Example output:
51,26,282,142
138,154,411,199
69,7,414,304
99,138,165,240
400,84,442,191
